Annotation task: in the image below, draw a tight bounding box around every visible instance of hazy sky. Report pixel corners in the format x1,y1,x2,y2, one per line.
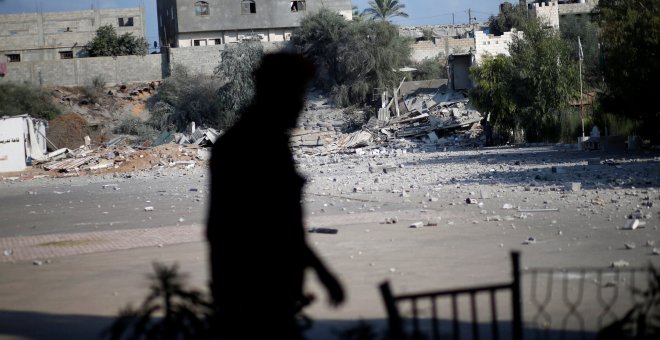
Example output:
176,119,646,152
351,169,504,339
0,0,507,45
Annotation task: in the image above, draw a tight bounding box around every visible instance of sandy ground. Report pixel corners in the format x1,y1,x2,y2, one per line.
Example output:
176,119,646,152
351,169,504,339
0,144,658,339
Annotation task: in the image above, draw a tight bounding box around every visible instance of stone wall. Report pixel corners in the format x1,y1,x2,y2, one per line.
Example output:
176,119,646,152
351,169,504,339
0,54,164,86
558,0,598,15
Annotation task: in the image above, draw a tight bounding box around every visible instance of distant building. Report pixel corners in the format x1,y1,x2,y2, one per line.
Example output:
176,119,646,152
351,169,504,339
0,7,146,63
156,0,352,48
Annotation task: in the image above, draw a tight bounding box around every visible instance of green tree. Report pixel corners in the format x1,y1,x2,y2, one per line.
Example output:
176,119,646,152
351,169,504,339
488,1,527,36
507,19,579,142
87,25,148,57
0,83,61,120
594,0,659,142
470,18,579,143
560,14,601,89
469,55,518,135
362,0,409,22
292,9,411,107
215,41,264,121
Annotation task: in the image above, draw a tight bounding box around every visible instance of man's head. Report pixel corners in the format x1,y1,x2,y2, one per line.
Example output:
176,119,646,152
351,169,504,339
253,53,316,129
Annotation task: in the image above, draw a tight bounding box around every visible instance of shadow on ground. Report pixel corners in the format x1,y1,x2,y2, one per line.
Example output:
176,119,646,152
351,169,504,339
0,310,596,339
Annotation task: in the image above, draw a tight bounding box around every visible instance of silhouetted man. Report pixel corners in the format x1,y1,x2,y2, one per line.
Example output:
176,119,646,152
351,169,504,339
207,53,344,339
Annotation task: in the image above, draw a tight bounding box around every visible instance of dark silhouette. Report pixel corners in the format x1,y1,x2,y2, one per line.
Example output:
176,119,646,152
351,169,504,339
207,53,345,339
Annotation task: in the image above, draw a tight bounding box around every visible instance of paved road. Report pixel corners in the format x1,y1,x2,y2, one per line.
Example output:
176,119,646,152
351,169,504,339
0,169,209,238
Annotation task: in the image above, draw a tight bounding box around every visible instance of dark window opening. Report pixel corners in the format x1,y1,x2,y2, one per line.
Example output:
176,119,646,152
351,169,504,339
59,51,73,59
6,54,20,62
118,17,134,27
241,1,256,14
194,40,201,46
214,38,222,45
290,1,306,12
195,1,210,16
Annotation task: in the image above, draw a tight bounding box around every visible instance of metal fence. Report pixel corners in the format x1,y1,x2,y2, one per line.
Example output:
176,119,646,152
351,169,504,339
380,253,654,340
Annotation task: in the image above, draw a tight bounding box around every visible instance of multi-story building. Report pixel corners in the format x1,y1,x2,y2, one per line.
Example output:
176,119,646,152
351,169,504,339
0,7,146,64
157,0,352,48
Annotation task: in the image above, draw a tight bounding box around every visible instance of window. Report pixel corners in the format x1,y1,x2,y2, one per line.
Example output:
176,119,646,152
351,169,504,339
6,54,20,62
290,1,306,12
214,38,222,45
118,17,134,27
193,39,207,46
59,51,73,59
241,1,256,14
195,1,210,16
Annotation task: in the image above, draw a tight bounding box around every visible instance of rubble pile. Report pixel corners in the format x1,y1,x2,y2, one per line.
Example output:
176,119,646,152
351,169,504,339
29,125,218,177
295,84,485,156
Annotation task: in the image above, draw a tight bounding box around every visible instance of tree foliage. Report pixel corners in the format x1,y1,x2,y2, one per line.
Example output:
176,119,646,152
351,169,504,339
508,19,579,141
560,14,601,89
87,25,148,57
150,64,226,131
469,55,518,134
594,0,659,141
291,9,411,107
149,42,263,132
488,1,527,36
470,18,579,142
411,57,447,81
214,42,264,118
362,0,409,22
0,82,61,120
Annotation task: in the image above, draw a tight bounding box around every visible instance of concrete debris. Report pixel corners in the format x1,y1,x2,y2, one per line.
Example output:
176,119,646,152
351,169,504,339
623,219,640,230
502,203,514,210
466,198,478,204
653,248,660,255
3,249,12,256
517,208,559,213
409,222,424,228
611,260,630,268
144,206,154,212
624,242,636,250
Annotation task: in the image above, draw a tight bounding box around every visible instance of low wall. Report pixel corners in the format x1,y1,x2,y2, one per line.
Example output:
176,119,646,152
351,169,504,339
410,38,474,63
0,54,165,86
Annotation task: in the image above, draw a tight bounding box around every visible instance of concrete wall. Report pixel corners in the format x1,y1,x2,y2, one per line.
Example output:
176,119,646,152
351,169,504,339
0,54,164,86
474,29,522,63
0,8,146,62
410,38,474,63
158,0,352,47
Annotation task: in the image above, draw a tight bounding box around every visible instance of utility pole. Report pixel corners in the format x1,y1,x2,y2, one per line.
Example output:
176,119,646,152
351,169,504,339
452,13,455,25
468,9,472,25
578,36,585,138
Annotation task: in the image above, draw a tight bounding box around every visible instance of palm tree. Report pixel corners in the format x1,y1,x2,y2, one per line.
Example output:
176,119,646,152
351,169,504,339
352,5,365,22
361,0,409,22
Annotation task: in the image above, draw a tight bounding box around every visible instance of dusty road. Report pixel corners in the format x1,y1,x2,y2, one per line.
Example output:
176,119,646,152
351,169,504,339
0,144,658,339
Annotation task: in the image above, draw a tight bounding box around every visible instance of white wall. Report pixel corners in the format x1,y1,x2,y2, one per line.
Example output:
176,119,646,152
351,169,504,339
0,116,27,172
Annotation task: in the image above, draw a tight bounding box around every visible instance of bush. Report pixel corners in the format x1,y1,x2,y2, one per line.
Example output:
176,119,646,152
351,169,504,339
150,63,229,132
0,82,62,120
412,57,447,81
115,117,159,140
87,25,148,57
